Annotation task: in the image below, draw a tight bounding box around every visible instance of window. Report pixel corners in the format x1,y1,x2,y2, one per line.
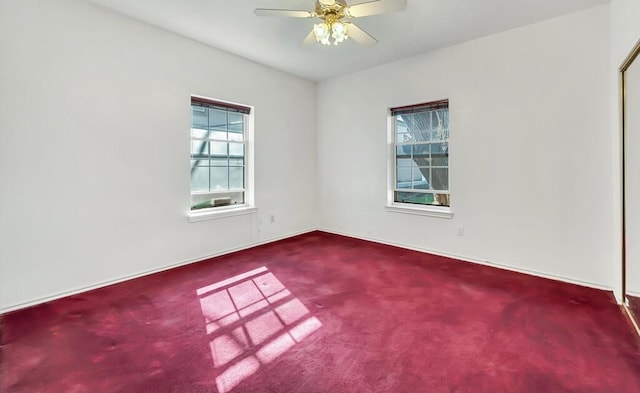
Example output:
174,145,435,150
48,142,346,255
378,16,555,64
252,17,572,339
190,96,251,212
390,100,450,209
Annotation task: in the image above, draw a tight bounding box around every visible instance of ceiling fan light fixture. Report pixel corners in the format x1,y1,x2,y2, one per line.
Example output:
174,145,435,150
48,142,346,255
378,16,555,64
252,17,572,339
314,20,348,46
332,22,348,44
313,22,331,45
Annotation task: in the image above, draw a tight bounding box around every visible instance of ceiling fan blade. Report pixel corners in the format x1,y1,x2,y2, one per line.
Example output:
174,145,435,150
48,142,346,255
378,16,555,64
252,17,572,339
254,9,313,18
346,0,407,18
302,29,317,47
346,23,378,47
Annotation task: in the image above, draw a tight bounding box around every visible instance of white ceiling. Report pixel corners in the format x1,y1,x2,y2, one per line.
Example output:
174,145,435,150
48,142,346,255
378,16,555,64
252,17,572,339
82,0,609,81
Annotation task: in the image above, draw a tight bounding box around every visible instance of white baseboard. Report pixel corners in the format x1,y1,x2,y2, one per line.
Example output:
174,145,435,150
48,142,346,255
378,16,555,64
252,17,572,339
622,304,640,337
0,228,316,315
318,228,614,293
2,227,617,314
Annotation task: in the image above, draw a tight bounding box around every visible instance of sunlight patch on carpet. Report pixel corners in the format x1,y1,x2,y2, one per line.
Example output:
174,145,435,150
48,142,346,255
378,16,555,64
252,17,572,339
198,266,322,393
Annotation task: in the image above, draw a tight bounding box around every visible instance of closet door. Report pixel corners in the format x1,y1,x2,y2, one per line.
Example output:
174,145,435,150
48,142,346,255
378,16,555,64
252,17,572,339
623,39,640,330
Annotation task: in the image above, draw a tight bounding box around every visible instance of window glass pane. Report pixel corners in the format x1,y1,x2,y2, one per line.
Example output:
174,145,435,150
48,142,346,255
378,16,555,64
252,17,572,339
396,181,412,190
432,155,448,166
191,140,208,157
402,113,419,131
210,131,227,141
417,167,431,186
425,111,435,132
431,142,449,166
397,132,411,144
410,166,423,181
395,191,435,205
412,144,429,159
228,132,243,142
396,145,411,157
396,167,413,189
229,158,244,167
229,167,244,189
396,158,413,167
209,109,227,131
439,108,449,130
396,117,408,136
431,143,448,155
408,114,431,138
413,168,429,189
210,167,228,191
431,130,446,141
431,168,449,191
211,158,228,167
410,130,430,141
431,110,449,140
191,166,209,192
211,142,227,157
191,159,209,169
228,112,243,132
191,128,208,139
229,143,244,157
191,158,208,168
192,107,208,129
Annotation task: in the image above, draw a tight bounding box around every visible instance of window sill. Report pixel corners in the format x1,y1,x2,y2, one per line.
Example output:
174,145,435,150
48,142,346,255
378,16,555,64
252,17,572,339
187,205,257,222
385,203,453,219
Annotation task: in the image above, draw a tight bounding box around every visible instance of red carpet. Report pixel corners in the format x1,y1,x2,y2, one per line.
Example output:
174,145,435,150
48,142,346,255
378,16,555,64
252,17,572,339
2,231,640,392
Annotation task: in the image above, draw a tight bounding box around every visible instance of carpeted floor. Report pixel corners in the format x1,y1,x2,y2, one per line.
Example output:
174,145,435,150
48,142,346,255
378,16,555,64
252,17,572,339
2,231,640,393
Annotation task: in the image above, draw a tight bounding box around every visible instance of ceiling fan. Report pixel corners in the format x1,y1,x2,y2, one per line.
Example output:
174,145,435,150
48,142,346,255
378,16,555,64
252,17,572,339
254,0,407,47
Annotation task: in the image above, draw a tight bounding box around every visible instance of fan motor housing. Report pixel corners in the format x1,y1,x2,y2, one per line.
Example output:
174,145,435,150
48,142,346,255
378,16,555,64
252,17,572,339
315,0,347,19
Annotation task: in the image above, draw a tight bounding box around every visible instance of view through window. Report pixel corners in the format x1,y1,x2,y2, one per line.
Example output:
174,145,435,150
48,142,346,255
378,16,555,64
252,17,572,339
391,100,450,207
190,97,250,211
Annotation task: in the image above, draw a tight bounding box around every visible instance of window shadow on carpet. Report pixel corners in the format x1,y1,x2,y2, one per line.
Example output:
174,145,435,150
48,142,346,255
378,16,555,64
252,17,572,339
197,266,322,393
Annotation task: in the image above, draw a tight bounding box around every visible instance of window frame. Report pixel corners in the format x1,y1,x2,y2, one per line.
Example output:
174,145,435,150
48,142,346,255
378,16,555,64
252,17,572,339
386,99,453,219
187,95,256,222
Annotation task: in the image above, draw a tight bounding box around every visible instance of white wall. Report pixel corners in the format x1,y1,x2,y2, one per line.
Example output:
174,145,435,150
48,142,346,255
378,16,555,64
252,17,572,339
611,0,640,300
0,0,317,312
611,0,640,62
317,5,613,288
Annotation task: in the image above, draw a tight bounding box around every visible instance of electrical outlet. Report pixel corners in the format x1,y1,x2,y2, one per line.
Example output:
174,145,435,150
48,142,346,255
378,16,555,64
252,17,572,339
457,226,464,236
270,214,275,223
